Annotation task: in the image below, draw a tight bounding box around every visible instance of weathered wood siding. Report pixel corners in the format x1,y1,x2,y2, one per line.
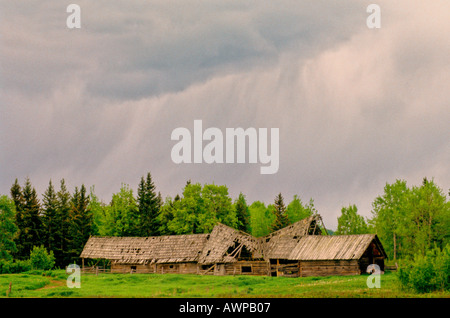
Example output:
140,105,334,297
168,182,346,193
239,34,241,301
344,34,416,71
111,262,199,274
299,260,361,277
223,261,269,276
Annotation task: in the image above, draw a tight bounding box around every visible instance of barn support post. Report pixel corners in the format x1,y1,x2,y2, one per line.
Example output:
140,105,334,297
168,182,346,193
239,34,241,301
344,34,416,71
276,259,280,277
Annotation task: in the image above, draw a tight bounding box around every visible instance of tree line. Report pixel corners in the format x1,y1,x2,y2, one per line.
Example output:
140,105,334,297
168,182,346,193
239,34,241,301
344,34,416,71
0,173,448,269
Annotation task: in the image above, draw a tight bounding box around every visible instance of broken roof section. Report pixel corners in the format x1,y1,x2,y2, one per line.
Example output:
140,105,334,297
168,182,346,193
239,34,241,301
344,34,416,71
80,233,209,265
197,223,263,265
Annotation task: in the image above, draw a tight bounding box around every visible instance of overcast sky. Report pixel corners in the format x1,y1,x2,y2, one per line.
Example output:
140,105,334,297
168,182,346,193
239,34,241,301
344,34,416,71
1,1,449,230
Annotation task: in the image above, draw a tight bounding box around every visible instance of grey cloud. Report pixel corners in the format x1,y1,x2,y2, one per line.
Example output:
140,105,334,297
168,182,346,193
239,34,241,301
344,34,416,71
1,1,449,230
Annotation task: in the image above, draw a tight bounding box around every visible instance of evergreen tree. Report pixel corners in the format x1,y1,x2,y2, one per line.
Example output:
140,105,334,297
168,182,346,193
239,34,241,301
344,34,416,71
0,195,18,260
10,179,24,259
235,192,251,233
270,193,289,232
56,179,72,266
13,178,42,259
42,180,59,255
67,184,93,263
10,179,24,213
137,173,160,236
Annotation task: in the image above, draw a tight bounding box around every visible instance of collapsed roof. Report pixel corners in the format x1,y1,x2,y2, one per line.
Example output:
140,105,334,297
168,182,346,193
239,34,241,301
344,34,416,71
80,215,386,264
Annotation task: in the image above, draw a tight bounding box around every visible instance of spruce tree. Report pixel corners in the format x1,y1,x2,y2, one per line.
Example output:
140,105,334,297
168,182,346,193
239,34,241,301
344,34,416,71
42,180,58,254
270,193,289,232
13,178,43,259
57,179,72,266
137,172,161,236
10,179,24,212
67,184,93,263
235,192,251,233
10,179,24,259
0,195,18,260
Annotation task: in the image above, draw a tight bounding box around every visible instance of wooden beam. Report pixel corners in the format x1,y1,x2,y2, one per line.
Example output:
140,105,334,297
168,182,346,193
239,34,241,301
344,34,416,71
200,264,216,275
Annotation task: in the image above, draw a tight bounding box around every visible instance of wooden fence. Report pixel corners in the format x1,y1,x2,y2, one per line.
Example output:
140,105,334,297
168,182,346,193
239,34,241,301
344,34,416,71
81,266,111,275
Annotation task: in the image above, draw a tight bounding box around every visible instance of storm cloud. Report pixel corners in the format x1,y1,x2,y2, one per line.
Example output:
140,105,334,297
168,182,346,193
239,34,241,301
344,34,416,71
1,0,449,229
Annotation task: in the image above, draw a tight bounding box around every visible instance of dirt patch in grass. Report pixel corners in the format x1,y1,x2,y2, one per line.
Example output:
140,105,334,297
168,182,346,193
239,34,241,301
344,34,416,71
37,279,66,290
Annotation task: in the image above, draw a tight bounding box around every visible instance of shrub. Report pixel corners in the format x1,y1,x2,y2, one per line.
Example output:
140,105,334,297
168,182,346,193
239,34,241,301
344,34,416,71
29,245,55,270
0,259,31,274
397,245,450,293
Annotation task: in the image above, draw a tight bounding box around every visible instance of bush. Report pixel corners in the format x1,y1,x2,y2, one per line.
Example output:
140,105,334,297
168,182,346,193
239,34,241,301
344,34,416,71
29,245,55,270
0,259,31,274
397,245,450,293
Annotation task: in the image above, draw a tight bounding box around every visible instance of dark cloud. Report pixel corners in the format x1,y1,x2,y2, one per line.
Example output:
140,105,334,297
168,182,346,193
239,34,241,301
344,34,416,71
1,1,449,229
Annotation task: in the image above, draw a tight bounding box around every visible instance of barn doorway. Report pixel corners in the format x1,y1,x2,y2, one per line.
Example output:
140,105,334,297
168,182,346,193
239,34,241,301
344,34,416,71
270,259,278,277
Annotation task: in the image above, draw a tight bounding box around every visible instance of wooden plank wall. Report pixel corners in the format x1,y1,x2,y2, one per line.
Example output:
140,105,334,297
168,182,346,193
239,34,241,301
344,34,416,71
299,260,361,277
223,261,270,276
110,259,373,277
111,262,199,274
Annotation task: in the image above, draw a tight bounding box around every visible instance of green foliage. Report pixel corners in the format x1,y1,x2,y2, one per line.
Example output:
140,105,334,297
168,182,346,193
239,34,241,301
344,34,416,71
0,195,18,260
335,204,369,235
249,201,274,237
286,196,302,223
103,184,139,236
371,178,449,259
286,195,314,223
0,259,31,274
397,245,450,293
89,186,107,236
404,178,450,255
29,245,55,270
157,196,176,235
167,182,238,234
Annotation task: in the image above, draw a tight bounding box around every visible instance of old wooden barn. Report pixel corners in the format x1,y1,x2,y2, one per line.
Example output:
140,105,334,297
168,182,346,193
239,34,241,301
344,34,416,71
80,215,386,277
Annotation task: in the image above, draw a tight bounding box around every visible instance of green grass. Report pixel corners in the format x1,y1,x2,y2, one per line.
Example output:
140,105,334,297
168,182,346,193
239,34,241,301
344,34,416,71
0,270,448,298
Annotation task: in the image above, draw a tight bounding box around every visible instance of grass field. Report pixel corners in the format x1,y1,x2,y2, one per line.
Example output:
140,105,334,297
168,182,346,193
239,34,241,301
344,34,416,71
0,270,448,298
